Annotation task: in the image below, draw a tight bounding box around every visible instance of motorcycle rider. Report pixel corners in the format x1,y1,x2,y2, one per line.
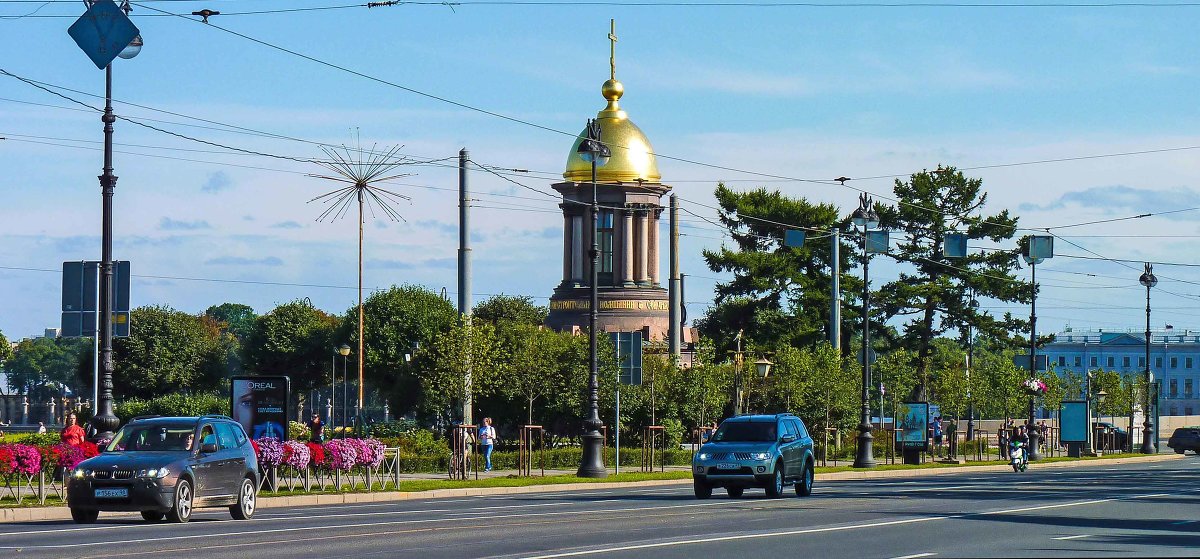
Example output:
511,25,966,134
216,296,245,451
1010,425,1030,470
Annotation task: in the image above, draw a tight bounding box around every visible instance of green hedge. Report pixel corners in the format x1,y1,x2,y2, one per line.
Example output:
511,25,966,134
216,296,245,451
393,447,694,473
115,392,228,420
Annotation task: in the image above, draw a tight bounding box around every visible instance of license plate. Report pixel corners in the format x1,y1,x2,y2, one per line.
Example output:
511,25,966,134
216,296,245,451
716,463,738,470
94,488,128,499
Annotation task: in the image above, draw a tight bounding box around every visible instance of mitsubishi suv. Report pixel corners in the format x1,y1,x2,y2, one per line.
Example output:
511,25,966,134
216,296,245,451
692,413,815,499
66,415,260,524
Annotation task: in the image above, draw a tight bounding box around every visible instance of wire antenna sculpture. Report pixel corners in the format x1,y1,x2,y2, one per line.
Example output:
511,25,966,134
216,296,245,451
308,142,413,429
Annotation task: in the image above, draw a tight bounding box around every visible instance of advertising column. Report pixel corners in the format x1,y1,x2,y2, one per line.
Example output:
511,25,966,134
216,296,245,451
231,376,291,440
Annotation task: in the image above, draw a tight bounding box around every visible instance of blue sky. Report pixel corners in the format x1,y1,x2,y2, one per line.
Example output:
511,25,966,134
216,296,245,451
3,1,1200,340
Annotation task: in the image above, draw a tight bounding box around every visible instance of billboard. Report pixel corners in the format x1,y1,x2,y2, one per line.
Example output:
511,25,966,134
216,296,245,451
1060,400,1088,443
230,376,290,440
895,402,929,450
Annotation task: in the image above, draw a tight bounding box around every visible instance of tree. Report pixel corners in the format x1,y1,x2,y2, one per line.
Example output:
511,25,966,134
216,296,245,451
205,303,258,342
353,285,458,417
4,336,89,401
415,320,501,423
698,185,861,354
873,167,1028,393
473,295,547,326
493,325,575,425
242,299,338,394
0,329,12,366
110,305,225,399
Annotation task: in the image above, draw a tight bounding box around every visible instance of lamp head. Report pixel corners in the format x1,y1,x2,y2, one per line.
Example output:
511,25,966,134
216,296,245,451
1096,388,1108,403
576,119,610,167
338,344,351,356
754,357,772,379
1140,263,1157,288
118,34,142,59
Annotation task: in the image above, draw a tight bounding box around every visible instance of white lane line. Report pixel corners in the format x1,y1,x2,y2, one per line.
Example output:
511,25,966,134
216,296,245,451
895,485,974,493
1052,534,1092,541
0,501,740,550
522,496,1135,559
890,553,936,559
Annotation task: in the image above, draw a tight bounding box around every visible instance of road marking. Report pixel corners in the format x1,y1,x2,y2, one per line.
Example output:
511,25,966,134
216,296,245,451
1172,520,1198,525
895,485,974,493
890,553,936,559
1052,534,1092,540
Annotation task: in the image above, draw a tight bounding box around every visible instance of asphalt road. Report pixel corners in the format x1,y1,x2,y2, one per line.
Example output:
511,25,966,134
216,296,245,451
2,457,1197,558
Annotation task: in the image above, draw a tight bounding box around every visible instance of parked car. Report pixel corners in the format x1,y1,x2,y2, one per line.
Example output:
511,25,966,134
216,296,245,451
1167,427,1200,454
1092,422,1128,450
66,415,260,524
691,413,815,499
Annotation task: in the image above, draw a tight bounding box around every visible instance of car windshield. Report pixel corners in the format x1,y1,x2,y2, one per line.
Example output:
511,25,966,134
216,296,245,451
106,425,196,452
712,421,776,442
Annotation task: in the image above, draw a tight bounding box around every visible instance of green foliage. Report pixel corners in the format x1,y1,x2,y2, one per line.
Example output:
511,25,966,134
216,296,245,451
415,319,501,420
697,184,859,352
3,432,61,446
109,305,227,399
3,336,89,400
472,295,548,326
874,167,1027,385
205,303,258,341
115,392,228,421
492,325,579,425
0,329,12,364
243,299,338,394
288,421,308,440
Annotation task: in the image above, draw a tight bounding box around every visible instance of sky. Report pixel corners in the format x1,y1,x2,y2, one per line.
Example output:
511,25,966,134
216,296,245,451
3,0,1200,342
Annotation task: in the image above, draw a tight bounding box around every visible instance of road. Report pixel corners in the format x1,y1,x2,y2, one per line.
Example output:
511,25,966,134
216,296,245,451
1,457,1197,558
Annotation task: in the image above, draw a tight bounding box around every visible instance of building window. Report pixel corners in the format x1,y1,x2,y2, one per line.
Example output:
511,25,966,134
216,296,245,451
1107,356,1115,368
1091,357,1098,368
1058,356,1065,367
598,210,614,284
1074,356,1082,367
1172,357,1179,369
1139,357,1145,368
1186,379,1194,398
1188,357,1194,369
1123,356,1130,368
1156,357,1163,368
1170,379,1178,398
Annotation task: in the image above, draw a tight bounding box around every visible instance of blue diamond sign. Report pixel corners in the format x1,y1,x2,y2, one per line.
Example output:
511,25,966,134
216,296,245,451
68,0,139,70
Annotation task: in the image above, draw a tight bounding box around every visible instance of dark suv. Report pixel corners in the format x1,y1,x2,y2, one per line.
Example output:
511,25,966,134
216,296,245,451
66,415,260,524
692,414,815,499
1168,427,1200,454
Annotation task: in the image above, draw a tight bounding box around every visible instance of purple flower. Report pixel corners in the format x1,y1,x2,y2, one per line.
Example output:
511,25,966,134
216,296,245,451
358,438,385,468
323,439,358,471
7,444,42,476
255,437,285,468
281,440,311,470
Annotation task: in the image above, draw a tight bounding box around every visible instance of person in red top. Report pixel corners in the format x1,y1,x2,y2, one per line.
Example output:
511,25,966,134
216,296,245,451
61,412,86,446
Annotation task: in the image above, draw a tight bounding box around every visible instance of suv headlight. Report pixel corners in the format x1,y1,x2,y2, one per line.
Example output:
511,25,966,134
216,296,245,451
751,452,771,461
72,468,89,479
137,468,170,479
697,453,709,460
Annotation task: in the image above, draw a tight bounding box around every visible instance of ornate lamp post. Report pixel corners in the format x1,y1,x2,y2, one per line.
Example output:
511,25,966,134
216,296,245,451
851,193,879,469
338,343,351,437
576,118,610,478
1021,236,1053,461
89,0,142,443
752,357,773,413
1139,263,1157,454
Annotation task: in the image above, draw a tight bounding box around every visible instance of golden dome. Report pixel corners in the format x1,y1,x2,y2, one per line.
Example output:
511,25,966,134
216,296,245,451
563,78,661,183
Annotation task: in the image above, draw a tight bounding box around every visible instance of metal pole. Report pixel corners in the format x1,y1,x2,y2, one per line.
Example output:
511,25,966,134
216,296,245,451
1028,260,1041,460
357,189,365,433
854,229,876,468
831,227,840,350
459,148,473,426
92,263,100,410
577,132,606,478
342,354,348,438
90,63,120,442
330,353,336,428
668,195,681,361
1141,272,1156,454
966,318,975,441
615,389,620,475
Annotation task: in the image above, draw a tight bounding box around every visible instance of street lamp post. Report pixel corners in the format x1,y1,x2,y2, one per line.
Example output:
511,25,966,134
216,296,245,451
1022,239,1051,462
851,193,879,469
1139,263,1157,454
576,118,610,478
89,0,142,443
753,358,773,413
339,343,351,438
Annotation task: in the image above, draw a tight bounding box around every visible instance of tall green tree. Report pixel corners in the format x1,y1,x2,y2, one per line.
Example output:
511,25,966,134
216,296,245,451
205,303,258,341
415,320,501,422
0,330,12,366
242,299,338,394
111,305,226,399
698,184,860,353
473,295,547,326
873,167,1028,393
493,325,575,424
5,336,89,401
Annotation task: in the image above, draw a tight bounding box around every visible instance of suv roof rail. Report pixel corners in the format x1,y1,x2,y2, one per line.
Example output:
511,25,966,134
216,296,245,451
775,413,796,417
198,414,234,421
129,415,161,422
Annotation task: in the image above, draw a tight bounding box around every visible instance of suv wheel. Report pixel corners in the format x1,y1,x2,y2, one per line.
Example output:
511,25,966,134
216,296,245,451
70,508,98,524
765,465,783,498
230,476,257,520
726,486,744,498
795,461,813,497
693,480,713,499
167,479,193,523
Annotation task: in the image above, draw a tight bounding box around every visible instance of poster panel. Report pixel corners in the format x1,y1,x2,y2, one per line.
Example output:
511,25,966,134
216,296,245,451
895,402,929,450
230,376,290,440
1060,401,1088,443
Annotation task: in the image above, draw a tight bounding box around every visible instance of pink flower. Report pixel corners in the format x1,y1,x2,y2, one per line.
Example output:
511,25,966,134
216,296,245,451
282,440,311,470
323,439,358,471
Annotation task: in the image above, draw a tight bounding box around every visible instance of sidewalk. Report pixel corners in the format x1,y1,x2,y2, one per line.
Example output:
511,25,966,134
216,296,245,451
1,453,1182,523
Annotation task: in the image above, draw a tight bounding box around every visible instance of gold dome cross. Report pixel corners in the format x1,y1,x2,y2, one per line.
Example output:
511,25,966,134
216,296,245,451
609,19,617,80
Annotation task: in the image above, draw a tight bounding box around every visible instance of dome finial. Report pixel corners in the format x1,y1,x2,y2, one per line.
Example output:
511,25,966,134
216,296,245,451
602,19,624,107
608,19,617,81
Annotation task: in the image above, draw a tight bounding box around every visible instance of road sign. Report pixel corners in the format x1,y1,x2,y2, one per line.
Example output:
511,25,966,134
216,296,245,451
1012,354,1047,371
944,233,967,258
784,230,805,248
866,230,889,254
857,347,877,365
61,260,131,337
1028,235,1054,260
68,0,140,70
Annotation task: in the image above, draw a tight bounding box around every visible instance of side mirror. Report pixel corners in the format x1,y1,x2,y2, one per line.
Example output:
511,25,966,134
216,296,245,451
781,434,797,444
201,443,218,454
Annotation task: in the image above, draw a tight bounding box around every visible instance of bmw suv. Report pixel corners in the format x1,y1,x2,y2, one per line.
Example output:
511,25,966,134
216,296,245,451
66,415,260,524
692,414,815,499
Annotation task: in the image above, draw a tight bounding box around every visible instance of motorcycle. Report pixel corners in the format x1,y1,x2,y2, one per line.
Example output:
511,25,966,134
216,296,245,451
1009,441,1028,472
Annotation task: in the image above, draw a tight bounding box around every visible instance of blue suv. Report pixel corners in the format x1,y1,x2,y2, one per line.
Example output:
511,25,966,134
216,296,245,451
692,414,815,499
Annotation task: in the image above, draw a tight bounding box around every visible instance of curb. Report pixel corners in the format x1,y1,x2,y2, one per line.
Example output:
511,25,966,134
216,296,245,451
2,453,1183,523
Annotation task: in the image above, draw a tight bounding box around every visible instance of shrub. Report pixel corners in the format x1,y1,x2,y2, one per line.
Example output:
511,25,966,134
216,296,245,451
288,421,308,441
255,437,284,467
7,444,42,475
116,392,227,421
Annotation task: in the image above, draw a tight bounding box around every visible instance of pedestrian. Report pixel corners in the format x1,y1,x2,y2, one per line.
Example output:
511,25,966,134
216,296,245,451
945,419,957,458
37,421,47,434
60,413,86,446
999,427,1009,459
307,413,326,443
478,417,496,472
932,416,943,457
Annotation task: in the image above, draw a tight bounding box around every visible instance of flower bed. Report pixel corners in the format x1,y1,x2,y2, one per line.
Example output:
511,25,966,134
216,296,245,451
1022,378,1048,396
